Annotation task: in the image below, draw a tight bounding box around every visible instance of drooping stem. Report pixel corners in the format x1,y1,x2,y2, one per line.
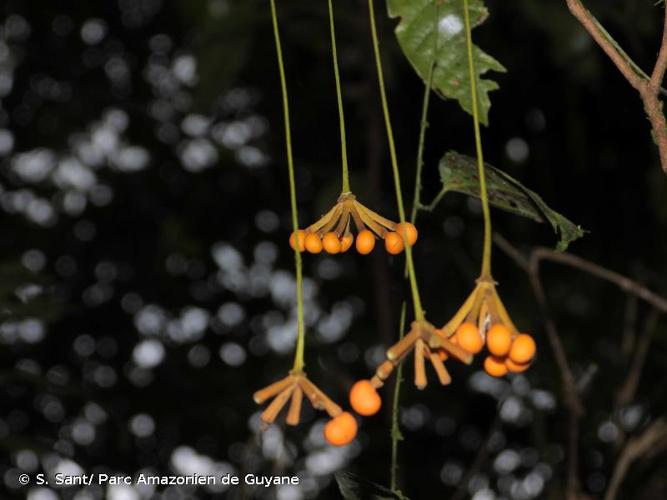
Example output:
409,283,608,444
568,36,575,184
367,0,424,320
462,0,492,279
410,4,439,224
328,0,351,193
391,13,439,489
390,301,407,492
270,0,306,372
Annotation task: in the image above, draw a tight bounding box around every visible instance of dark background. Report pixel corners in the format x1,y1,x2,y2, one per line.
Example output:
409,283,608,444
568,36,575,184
1,0,666,499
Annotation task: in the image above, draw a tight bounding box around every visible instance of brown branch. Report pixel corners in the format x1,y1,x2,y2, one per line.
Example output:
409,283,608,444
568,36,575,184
566,0,667,174
603,418,667,500
565,0,643,90
498,239,667,396
495,236,584,414
530,248,667,315
496,235,667,500
651,9,667,91
615,308,660,407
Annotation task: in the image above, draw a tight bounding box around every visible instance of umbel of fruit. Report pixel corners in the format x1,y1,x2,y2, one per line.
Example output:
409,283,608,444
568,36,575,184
368,320,474,393
290,192,418,255
254,370,358,446
441,277,537,377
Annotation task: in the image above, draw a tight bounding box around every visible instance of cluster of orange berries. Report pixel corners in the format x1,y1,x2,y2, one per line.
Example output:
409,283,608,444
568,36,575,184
453,322,536,377
290,222,417,256
289,192,418,255
342,325,536,420
322,380,382,445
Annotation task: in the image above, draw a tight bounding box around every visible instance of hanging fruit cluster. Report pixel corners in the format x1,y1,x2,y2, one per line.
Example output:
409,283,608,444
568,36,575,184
259,0,539,451
340,0,540,423
254,370,358,445
441,278,537,377
290,193,418,255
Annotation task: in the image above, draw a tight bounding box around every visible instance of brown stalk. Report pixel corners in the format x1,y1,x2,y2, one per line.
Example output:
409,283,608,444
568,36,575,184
430,333,474,364
299,376,342,417
354,201,390,236
414,339,427,389
253,375,292,404
428,350,452,385
261,385,295,424
565,0,667,174
286,386,303,426
604,419,667,500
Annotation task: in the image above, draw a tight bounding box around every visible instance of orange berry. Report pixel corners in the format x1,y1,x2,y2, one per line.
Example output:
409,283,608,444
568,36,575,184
396,222,418,246
505,358,531,373
289,230,306,252
340,234,354,253
384,232,404,255
486,324,512,357
355,229,376,254
484,355,509,377
304,232,323,254
455,322,484,354
324,412,357,446
349,380,382,416
322,232,341,254
509,334,536,364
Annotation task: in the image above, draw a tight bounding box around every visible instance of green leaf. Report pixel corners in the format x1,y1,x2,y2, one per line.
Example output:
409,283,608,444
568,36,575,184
335,472,405,500
387,0,505,124
437,151,585,251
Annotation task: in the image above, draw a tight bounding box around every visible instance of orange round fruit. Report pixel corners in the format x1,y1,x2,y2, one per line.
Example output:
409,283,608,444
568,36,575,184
349,380,382,416
396,222,418,246
509,334,536,364
289,230,306,252
304,232,323,254
322,232,341,254
355,229,376,255
505,358,531,373
384,232,404,255
486,324,512,357
484,355,508,377
455,322,484,354
324,412,357,446
340,234,354,253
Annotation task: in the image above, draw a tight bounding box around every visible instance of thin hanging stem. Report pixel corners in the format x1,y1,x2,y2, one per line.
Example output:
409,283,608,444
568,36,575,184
390,301,407,493
270,0,306,372
409,71,433,224
463,0,492,279
328,0,351,194
391,14,439,490
367,0,424,320
410,4,439,225
391,12,440,490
